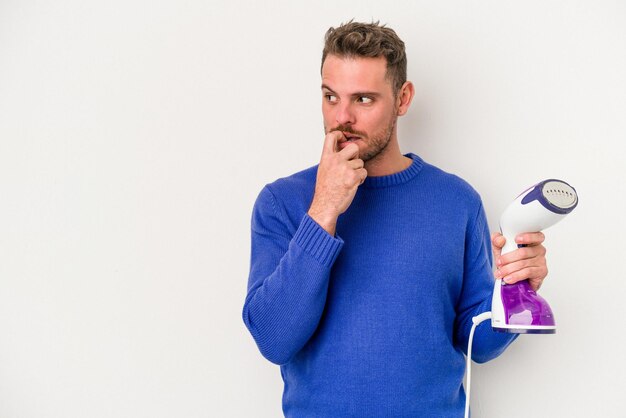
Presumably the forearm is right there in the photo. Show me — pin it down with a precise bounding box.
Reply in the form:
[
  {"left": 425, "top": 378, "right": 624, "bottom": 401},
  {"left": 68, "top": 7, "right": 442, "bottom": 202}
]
[
  {"left": 455, "top": 201, "right": 518, "bottom": 363},
  {"left": 243, "top": 214, "right": 343, "bottom": 365},
  {"left": 455, "top": 296, "right": 518, "bottom": 363}
]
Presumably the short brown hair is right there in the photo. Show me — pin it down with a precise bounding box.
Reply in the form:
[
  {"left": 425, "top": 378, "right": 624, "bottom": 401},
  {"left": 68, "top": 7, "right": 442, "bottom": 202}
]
[{"left": 321, "top": 21, "right": 407, "bottom": 95}]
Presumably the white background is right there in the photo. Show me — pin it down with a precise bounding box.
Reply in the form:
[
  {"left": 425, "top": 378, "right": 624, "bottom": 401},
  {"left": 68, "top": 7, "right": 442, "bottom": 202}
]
[{"left": 1, "top": 1, "right": 625, "bottom": 417}]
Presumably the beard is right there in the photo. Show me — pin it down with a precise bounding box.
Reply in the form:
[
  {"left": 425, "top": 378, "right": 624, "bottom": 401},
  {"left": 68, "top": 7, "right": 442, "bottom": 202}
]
[{"left": 327, "top": 117, "right": 396, "bottom": 163}]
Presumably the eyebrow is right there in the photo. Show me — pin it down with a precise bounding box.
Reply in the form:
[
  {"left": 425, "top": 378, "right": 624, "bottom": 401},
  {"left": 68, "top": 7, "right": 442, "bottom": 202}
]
[{"left": 321, "top": 84, "right": 381, "bottom": 98}]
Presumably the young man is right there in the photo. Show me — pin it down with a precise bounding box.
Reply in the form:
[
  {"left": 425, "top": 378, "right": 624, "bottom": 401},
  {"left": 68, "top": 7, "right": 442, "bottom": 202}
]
[{"left": 243, "top": 21, "right": 547, "bottom": 417}]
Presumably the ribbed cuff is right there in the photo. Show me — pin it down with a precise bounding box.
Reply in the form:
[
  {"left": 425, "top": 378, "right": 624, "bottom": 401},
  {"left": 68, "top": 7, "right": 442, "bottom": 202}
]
[{"left": 292, "top": 214, "right": 344, "bottom": 267}]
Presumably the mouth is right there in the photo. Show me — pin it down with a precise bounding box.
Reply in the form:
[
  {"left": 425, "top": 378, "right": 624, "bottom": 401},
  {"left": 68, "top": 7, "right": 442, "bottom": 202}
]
[
  {"left": 342, "top": 133, "right": 361, "bottom": 142},
  {"left": 338, "top": 134, "right": 362, "bottom": 150}
]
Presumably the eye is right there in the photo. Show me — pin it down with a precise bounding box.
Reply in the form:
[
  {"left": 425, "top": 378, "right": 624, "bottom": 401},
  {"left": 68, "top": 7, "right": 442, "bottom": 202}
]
[
  {"left": 325, "top": 94, "right": 338, "bottom": 103},
  {"left": 357, "top": 96, "right": 373, "bottom": 104}
]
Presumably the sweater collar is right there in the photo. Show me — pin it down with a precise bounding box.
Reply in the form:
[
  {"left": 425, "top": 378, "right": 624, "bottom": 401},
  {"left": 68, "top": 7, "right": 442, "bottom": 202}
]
[{"left": 361, "top": 153, "right": 424, "bottom": 188}]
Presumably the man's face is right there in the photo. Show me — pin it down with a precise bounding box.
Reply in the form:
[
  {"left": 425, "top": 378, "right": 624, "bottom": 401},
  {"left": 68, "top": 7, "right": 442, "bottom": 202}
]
[{"left": 321, "top": 54, "right": 398, "bottom": 162}]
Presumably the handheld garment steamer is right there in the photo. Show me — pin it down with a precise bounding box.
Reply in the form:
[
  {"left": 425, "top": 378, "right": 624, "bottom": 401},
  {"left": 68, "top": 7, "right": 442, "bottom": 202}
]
[
  {"left": 464, "top": 179, "right": 578, "bottom": 418},
  {"left": 491, "top": 179, "right": 578, "bottom": 333}
]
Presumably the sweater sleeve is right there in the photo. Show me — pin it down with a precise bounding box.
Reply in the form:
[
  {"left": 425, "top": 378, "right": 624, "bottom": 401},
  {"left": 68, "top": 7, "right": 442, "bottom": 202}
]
[
  {"left": 242, "top": 185, "right": 343, "bottom": 365},
  {"left": 453, "top": 202, "right": 518, "bottom": 363}
]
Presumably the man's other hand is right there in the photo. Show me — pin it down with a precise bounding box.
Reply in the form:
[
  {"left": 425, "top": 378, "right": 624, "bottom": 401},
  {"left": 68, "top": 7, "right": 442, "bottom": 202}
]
[{"left": 491, "top": 232, "right": 548, "bottom": 291}]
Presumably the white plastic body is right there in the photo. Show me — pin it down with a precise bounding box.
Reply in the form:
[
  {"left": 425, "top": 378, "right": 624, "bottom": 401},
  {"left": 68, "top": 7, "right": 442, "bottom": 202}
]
[{"left": 490, "top": 188, "right": 568, "bottom": 331}]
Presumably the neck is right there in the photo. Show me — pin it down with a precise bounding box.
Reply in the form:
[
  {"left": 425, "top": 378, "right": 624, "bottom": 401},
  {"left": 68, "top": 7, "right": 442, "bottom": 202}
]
[{"left": 364, "top": 136, "right": 411, "bottom": 177}]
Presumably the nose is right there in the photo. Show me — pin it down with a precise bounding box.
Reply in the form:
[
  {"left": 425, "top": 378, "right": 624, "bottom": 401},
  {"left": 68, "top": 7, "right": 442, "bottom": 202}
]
[{"left": 335, "top": 102, "right": 355, "bottom": 126}]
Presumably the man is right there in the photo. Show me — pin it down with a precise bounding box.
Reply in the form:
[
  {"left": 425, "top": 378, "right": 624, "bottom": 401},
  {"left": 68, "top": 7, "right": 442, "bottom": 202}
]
[{"left": 243, "top": 21, "right": 547, "bottom": 417}]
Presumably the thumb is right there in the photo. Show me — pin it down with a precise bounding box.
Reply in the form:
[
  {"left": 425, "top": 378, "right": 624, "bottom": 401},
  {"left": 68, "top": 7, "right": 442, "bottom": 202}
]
[{"left": 491, "top": 232, "right": 505, "bottom": 258}]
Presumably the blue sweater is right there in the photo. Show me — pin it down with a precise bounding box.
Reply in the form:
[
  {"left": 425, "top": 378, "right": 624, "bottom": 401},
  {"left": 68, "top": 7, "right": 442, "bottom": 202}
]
[{"left": 243, "top": 154, "right": 516, "bottom": 417}]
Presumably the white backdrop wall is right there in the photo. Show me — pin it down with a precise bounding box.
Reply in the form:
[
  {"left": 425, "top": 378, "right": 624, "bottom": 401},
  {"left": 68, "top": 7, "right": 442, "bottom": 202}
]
[{"left": 1, "top": 1, "right": 624, "bottom": 417}]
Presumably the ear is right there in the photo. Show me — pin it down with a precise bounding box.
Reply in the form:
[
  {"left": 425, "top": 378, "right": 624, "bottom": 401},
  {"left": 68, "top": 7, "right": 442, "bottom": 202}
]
[{"left": 396, "top": 81, "right": 415, "bottom": 116}]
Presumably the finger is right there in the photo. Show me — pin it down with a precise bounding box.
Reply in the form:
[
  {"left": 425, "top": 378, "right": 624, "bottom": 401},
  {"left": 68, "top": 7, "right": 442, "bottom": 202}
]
[
  {"left": 356, "top": 167, "right": 367, "bottom": 185},
  {"left": 515, "top": 231, "right": 545, "bottom": 246},
  {"left": 495, "top": 258, "right": 534, "bottom": 279},
  {"left": 491, "top": 232, "right": 504, "bottom": 262},
  {"left": 499, "top": 266, "right": 547, "bottom": 286},
  {"left": 323, "top": 131, "right": 344, "bottom": 155},
  {"left": 497, "top": 245, "right": 545, "bottom": 266},
  {"left": 338, "top": 142, "right": 359, "bottom": 160},
  {"left": 348, "top": 158, "right": 364, "bottom": 169},
  {"left": 491, "top": 232, "right": 505, "bottom": 246},
  {"left": 491, "top": 232, "right": 505, "bottom": 249}
]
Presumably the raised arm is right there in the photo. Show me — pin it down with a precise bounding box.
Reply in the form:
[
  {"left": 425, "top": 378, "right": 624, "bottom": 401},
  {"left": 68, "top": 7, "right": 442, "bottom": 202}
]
[{"left": 242, "top": 131, "right": 366, "bottom": 365}]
